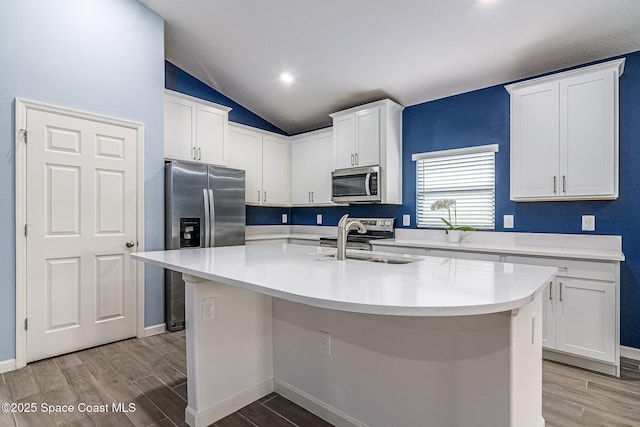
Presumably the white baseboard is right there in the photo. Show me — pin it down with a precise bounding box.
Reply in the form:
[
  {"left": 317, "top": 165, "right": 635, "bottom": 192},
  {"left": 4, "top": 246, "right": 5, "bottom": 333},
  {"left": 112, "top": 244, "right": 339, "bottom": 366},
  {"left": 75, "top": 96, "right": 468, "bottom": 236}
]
[
  {"left": 0, "top": 358, "right": 16, "bottom": 374},
  {"left": 620, "top": 345, "right": 640, "bottom": 362},
  {"left": 144, "top": 323, "right": 166, "bottom": 337},
  {"left": 274, "top": 379, "right": 368, "bottom": 427},
  {"left": 185, "top": 378, "right": 274, "bottom": 427}
]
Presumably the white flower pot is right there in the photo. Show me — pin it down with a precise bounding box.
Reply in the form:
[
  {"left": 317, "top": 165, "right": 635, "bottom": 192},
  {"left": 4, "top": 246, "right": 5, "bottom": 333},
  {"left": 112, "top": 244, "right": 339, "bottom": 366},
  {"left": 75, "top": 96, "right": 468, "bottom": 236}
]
[{"left": 447, "top": 230, "right": 461, "bottom": 243}]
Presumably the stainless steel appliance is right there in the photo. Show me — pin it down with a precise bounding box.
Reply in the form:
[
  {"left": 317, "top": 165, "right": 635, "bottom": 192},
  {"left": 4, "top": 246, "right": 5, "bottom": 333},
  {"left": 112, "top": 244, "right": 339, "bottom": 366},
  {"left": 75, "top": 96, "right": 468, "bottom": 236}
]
[
  {"left": 331, "top": 165, "right": 381, "bottom": 203},
  {"left": 319, "top": 217, "right": 395, "bottom": 251},
  {"left": 165, "top": 160, "right": 245, "bottom": 331}
]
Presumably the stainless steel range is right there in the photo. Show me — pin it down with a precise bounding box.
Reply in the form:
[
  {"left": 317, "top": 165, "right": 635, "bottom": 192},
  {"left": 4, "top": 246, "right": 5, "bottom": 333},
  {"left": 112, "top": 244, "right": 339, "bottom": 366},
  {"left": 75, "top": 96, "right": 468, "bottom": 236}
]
[{"left": 320, "top": 217, "right": 395, "bottom": 251}]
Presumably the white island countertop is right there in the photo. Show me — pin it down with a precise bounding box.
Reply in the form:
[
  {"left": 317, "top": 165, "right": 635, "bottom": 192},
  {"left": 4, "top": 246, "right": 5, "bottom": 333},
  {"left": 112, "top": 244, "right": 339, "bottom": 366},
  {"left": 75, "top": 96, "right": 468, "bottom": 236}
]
[{"left": 133, "top": 243, "right": 557, "bottom": 317}]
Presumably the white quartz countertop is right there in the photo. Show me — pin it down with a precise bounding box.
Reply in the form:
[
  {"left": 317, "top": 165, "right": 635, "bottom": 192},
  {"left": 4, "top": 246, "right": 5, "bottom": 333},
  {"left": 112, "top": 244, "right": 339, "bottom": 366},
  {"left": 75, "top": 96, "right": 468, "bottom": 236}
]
[
  {"left": 372, "top": 238, "right": 625, "bottom": 261},
  {"left": 132, "top": 243, "right": 556, "bottom": 317}
]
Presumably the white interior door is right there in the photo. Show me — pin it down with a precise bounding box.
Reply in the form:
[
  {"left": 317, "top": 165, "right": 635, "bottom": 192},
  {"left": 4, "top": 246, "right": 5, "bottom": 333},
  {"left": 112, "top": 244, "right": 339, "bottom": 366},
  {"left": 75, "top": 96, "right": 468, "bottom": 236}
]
[{"left": 25, "top": 108, "right": 138, "bottom": 363}]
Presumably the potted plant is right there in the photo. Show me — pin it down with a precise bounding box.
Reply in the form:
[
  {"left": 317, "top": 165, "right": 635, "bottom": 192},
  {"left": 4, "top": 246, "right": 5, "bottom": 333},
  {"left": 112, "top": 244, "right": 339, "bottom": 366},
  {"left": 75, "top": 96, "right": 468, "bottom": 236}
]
[{"left": 430, "top": 199, "right": 475, "bottom": 243}]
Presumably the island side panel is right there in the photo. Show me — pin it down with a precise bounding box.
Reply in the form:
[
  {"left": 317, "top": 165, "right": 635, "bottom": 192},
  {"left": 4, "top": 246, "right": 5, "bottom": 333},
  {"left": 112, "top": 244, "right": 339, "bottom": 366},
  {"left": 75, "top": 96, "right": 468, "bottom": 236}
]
[
  {"left": 510, "top": 293, "right": 544, "bottom": 426},
  {"left": 272, "top": 299, "right": 514, "bottom": 427},
  {"left": 183, "top": 275, "right": 274, "bottom": 427}
]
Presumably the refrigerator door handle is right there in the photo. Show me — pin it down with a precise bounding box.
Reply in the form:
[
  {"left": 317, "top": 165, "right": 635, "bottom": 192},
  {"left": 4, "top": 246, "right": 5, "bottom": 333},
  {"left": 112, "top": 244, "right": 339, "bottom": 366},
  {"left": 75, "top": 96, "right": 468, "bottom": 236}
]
[
  {"left": 203, "top": 188, "right": 210, "bottom": 247},
  {"left": 208, "top": 189, "right": 215, "bottom": 247}
]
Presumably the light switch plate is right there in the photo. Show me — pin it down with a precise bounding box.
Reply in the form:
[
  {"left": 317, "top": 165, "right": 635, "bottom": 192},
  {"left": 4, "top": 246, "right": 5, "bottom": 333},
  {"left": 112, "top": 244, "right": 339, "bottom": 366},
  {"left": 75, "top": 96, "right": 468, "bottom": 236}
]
[
  {"left": 503, "top": 215, "right": 514, "bottom": 229},
  {"left": 403, "top": 214, "right": 411, "bottom": 227},
  {"left": 317, "top": 214, "right": 323, "bottom": 225},
  {"left": 582, "top": 215, "right": 595, "bottom": 231},
  {"left": 282, "top": 213, "right": 288, "bottom": 224}
]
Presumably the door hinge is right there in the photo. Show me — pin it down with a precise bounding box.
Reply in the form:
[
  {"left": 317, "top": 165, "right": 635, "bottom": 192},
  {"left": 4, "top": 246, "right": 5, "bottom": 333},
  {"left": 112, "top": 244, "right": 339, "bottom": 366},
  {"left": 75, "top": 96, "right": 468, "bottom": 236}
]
[
  {"left": 20, "top": 128, "right": 28, "bottom": 143},
  {"left": 24, "top": 318, "right": 28, "bottom": 330},
  {"left": 24, "top": 224, "right": 28, "bottom": 237}
]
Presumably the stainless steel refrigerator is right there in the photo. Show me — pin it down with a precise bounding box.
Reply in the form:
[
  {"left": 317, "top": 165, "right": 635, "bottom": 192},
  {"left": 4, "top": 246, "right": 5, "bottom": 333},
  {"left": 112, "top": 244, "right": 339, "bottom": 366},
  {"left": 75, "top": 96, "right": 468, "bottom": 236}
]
[{"left": 165, "top": 160, "right": 246, "bottom": 331}]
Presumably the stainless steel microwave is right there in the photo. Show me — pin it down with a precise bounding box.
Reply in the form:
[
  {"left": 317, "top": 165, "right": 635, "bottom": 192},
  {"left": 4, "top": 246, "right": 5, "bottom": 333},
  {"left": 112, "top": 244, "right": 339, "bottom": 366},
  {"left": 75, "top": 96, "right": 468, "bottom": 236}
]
[{"left": 331, "top": 166, "right": 381, "bottom": 203}]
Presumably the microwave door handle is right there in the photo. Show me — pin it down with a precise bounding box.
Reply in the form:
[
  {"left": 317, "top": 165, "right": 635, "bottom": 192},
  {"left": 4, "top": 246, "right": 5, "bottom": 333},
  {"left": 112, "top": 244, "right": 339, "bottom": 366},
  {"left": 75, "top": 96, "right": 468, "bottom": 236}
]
[
  {"left": 365, "top": 172, "right": 371, "bottom": 195},
  {"left": 203, "top": 188, "right": 210, "bottom": 248},
  {"left": 208, "top": 189, "right": 215, "bottom": 247}
]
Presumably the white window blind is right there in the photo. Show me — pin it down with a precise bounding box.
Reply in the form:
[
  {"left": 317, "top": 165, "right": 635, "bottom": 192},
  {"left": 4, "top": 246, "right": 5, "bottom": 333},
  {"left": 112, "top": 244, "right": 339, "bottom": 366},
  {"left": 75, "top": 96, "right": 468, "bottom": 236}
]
[{"left": 415, "top": 145, "right": 497, "bottom": 229}]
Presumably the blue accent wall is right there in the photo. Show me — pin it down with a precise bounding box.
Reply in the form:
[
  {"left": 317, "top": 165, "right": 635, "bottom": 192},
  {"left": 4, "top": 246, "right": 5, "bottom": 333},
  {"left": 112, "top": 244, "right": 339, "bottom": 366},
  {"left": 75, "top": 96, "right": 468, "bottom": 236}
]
[
  {"left": 165, "top": 61, "right": 287, "bottom": 135},
  {"left": 0, "top": 0, "right": 165, "bottom": 361}
]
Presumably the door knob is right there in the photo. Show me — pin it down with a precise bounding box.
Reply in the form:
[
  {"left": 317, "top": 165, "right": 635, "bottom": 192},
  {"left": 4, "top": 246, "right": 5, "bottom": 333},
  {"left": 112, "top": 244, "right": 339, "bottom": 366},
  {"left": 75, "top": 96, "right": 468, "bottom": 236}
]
[{"left": 126, "top": 241, "right": 135, "bottom": 248}]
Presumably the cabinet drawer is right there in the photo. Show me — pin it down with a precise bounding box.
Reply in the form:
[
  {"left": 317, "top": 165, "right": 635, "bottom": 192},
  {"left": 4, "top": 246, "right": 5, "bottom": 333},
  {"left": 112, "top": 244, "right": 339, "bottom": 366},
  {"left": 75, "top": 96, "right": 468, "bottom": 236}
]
[
  {"left": 429, "top": 250, "right": 501, "bottom": 262},
  {"left": 371, "top": 245, "right": 428, "bottom": 256},
  {"left": 506, "top": 255, "right": 616, "bottom": 281}
]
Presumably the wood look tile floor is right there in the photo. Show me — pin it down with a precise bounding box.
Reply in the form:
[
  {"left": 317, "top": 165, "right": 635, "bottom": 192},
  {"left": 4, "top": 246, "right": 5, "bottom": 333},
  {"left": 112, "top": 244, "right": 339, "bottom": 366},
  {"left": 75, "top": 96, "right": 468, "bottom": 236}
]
[{"left": 1, "top": 331, "right": 639, "bottom": 427}]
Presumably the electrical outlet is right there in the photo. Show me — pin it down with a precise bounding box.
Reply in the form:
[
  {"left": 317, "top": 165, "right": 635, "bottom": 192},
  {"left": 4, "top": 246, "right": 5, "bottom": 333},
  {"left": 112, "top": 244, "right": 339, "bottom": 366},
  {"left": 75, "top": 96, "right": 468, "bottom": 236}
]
[
  {"left": 503, "top": 215, "right": 514, "bottom": 229},
  {"left": 582, "top": 215, "right": 595, "bottom": 231},
  {"left": 201, "top": 297, "right": 216, "bottom": 323},
  {"left": 317, "top": 214, "right": 323, "bottom": 225},
  {"left": 403, "top": 214, "right": 411, "bottom": 227},
  {"left": 318, "top": 331, "right": 331, "bottom": 356},
  {"left": 282, "top": 213, "right": 288, "bottom": 224}
]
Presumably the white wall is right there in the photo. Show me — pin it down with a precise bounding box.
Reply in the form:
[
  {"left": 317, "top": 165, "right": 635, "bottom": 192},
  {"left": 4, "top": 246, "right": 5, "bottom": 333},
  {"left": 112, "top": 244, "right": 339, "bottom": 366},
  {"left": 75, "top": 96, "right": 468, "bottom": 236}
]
[{"left": 0, "top": 0, "right": 165, "bottom": 361}]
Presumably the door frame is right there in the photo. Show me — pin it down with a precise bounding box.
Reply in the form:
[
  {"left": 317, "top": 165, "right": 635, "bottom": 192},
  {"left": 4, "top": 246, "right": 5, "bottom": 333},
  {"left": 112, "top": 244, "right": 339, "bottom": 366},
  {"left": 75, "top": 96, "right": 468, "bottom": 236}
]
[{"left": 14, "top": 98, "right": 146, "bottom": 369}]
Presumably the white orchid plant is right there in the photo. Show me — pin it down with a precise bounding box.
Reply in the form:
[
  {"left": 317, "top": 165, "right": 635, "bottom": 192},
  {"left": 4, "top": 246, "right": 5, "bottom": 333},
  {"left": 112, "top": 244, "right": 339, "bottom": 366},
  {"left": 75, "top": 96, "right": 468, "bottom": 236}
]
[{"left": 430, "top": 199, "right": 475, "bottom": 234}]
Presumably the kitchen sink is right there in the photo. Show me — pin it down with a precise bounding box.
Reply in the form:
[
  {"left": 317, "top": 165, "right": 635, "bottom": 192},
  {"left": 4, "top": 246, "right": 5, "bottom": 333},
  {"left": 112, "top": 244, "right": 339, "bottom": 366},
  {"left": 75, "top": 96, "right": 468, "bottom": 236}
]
[{"left": 314, "top": 251, "right": 423, "bottom": 265}]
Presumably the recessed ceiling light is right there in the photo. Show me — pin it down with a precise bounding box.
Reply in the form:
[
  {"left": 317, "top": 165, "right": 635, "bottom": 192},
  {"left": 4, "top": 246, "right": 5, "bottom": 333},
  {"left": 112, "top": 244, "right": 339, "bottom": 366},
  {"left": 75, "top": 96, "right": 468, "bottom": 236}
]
[{"left": 279, "top": 72, "right": 295, "bottom": 84}]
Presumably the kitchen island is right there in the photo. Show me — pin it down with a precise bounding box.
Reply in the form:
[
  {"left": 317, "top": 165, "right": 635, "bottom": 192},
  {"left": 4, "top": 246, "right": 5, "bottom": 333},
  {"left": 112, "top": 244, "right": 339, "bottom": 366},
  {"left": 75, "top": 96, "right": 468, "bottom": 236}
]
[{"left": 132, "top": 243, "right": 556, "bottom": 427}]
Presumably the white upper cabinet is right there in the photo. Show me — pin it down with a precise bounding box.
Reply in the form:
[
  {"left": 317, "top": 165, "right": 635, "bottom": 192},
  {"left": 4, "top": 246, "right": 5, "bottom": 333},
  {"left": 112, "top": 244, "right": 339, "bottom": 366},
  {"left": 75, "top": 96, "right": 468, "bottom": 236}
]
[
  {"left": 227, "top": 125, "right": 263, "bottom": 204},
  {"left": 506, "top": 59, "right": 624, "bottom": 201},
  {"left": 330, "top": 99, "right": 404, "bottom": 204},
  {"left": 227, "top": 124, "right": 290, "bottom": 206},
  {"left": 291, "top": 129, "right": 334, "bottom": 205},
  {"left": 262, "top": 135, "right": 290, "bottom": 205},
  {"left": 164, "top": 90, "right": 231, "bottom": 165},
  {"left": 332, "top": 107, "right": 381, "bottom": 169}
]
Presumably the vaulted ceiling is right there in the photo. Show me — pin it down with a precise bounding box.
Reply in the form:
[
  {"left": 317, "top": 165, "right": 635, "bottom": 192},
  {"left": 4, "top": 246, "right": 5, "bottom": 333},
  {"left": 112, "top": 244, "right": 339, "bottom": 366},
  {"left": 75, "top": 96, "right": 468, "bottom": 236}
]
[{"left": 139, "top": 0, "right": 640, "bottom": 134}]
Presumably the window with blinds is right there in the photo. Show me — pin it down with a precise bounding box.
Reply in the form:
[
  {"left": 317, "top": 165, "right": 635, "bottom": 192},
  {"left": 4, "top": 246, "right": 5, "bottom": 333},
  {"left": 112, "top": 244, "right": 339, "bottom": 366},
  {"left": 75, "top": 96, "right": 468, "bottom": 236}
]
[{"left": 413, "top": 144, "right": 498, "bottom": 229}]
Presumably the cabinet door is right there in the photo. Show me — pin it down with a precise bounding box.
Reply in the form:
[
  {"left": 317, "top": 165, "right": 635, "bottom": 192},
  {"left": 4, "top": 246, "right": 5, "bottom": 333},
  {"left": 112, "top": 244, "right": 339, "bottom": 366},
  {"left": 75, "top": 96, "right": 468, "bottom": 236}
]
[
  {"left": 354, "top": 107, "right": 380, "bottom": 167},
  {"left": 555, "top": 278, "right": 616, "bottom": 363},
  {"left": 311, "top": 132, "right": 334, "bottom": 204},
  {"left": 561, "top": 69, "right": 616, "bottom": 198},
  {"left": 334, "top": 114, "right": 355, "bottom": 169},
  {"left": 262, "top": 135, "right": 290, "bottom": 205},
  {"left": 291, "top": 138, "right": 313, "bottom": 205},
  {"left": 510, "top": 82, "right": 560, "bottom": 200},
  {"left": 227, "top": 126, "right": 263, "bottom": 204},
  {"left": 541, "top": 280, "right": 557, "bottom": 350},
  {"left": 164, "top": 96, "right": 196, "bottom": 161},
  {"left": 196, "top": 104, "right": 226, "bottom": 166}
]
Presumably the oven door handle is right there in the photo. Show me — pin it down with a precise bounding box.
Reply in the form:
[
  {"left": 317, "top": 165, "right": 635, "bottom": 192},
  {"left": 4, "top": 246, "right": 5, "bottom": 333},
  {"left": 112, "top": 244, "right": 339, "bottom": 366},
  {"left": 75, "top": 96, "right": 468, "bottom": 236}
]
[{"left": 365, "top": 172, "right": 371, "bottom": 196}]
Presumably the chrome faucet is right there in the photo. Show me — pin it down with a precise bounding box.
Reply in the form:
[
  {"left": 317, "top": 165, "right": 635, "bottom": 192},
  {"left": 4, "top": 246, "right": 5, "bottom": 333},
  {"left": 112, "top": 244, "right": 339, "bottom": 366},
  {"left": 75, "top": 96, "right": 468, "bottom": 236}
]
[{"left": 337, "top": 214, "right": 366, "bottom": 260}]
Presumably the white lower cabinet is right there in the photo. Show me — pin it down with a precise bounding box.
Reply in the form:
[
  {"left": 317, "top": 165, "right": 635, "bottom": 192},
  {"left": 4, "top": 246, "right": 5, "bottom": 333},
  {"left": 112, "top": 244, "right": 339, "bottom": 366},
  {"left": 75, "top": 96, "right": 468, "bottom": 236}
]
[
  {"left": 552, "top": 277, "right": 616, "bottom": 362},
  {"left": 506, "top": 255, "right": 618, "bottom": 371},
  {"left": 371, "top": 243, "right": 620, "bottom": 375}
]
